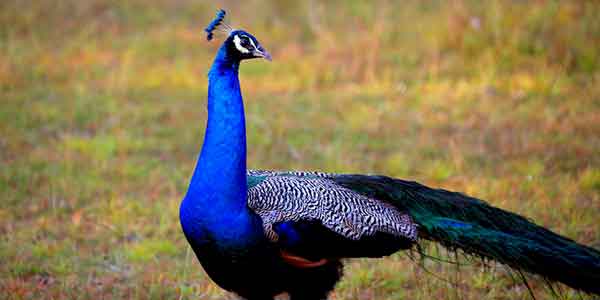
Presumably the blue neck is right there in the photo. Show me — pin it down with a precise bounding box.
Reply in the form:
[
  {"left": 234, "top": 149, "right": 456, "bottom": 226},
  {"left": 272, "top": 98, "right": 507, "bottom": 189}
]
[{"left": 186, "top": 45, "right": 247, "bottom": 213}]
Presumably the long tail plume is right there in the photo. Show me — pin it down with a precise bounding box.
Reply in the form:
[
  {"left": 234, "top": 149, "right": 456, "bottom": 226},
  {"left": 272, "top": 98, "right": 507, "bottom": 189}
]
[{"left": 333, "top": 175, "right": 600, "bottom": 296}]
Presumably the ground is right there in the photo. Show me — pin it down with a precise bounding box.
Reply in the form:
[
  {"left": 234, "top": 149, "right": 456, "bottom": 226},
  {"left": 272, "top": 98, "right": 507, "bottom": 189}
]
[{"left": 1, "top": 1, "right": 599, "bottom": 299}]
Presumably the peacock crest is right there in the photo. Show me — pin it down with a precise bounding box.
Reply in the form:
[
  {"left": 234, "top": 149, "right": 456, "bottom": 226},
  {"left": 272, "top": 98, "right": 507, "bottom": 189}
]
[{"left": 204, "top": 9, "right": 233, "bottom": 41}]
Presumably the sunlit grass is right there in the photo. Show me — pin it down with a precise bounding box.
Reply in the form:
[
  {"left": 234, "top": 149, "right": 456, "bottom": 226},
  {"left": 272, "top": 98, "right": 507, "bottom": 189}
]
[{"left": 1, "top": 0, "right": 599, "bottom": 299}]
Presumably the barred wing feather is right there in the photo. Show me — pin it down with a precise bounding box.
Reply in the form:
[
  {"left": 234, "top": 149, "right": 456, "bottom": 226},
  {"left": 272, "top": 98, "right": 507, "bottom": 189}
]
[{"left": 247, "top": 170, "right": 418, "bottom": 247}]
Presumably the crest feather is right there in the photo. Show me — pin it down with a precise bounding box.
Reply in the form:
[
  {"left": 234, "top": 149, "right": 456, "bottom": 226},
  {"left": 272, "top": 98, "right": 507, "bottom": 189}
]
[{"left": 205, "top": 9, "right": 232, "bottom": 41}]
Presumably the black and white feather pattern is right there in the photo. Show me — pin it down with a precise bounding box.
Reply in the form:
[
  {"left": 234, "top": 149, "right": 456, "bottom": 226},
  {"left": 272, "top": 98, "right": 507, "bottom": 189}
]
[{"left": 247, "top": 170, "right": 418, "bottom": 242}]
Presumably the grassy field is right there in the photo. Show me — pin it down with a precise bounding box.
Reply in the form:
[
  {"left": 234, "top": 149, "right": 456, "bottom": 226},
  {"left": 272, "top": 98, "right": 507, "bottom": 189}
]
[{"left": 1, "top": 0, "right": 599, "bottom": 299}]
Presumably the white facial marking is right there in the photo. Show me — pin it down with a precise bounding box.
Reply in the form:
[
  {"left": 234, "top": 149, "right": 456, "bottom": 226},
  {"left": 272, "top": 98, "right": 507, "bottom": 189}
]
[
  {"left": 247, "top": 36, "right": 258, "bottom": 51},
  {"left": 244, "top": 35, "right": 264, "bottom": 55},
  {"left": 233, "top": 35, "right": 250, "bottom": 54}
]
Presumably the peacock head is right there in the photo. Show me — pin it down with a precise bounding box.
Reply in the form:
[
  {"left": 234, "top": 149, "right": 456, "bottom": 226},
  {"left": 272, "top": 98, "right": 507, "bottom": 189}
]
[{"left": 205, "top": 9, "right": 271, "bottom": 62}]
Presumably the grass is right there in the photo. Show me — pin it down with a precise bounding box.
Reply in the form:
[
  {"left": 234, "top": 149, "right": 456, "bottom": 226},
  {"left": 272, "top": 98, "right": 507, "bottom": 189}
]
[{"left": 1, "top": 0, "right": 599, "bottom": 299}]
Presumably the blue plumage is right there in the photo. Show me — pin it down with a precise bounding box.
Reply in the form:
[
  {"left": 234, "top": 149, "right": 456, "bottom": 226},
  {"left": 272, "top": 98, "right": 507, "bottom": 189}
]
[
  {"left": 179, "top": 10, "right": 600, "bottom": 300},
  {"left": 204, "top": 9, "right": 226, "bottom": 41}
]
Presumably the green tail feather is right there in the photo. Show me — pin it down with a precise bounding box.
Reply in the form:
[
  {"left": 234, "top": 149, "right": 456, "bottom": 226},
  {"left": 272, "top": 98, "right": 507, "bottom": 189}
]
[{"left": 333, "top": 175, "right": 600, "bottom": 295}]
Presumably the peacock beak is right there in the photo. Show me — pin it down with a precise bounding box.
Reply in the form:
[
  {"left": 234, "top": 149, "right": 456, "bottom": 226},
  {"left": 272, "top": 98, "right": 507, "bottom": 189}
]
[
  {"left": 262, "top": 50, "right": 272, "bottom": 61},
  {"left": 254, "top": 49, "right": 272, "bottom": 61}
]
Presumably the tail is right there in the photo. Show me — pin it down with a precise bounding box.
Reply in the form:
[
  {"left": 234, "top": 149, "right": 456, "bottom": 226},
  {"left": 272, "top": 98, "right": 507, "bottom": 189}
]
[{"left": 333, "top": 175, "right": 600, "bottom": 295}]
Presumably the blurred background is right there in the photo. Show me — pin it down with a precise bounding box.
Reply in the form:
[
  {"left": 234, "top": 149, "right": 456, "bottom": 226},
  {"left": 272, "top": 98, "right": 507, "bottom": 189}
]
[{"left": 1, "top": 0, "right": 599, "bottom": 299}]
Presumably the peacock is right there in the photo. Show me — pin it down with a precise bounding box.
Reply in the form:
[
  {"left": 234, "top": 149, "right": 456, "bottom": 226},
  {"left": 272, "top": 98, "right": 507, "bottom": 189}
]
[{"left": 179, "top": 10, "right": 600, "bottom": 300}]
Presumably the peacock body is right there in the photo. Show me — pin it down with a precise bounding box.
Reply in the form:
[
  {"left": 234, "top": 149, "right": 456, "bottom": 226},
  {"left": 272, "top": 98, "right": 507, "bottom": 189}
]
[{"left": 179, "top": 10, "right": 600, "bottom": 300}]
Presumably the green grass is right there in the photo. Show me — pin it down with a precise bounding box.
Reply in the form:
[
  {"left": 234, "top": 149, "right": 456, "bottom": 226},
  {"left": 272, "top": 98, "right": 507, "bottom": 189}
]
[{"left": 1, "top": 0, "right": 599, "bottom": 299}]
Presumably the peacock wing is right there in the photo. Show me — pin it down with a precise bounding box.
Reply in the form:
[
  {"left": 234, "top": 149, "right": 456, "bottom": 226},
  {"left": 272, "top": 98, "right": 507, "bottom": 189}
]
[{"left": 246, "top": 170, "right": 417, "bottom": 260}]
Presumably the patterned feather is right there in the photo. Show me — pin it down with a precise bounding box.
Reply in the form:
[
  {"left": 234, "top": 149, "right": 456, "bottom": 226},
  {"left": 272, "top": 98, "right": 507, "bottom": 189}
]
[
  {"left": 246, "top": 170, "right": 600, "bottom": 295},
  {"left": 247, "top": 170, "right": 417, "bottom": 242}
]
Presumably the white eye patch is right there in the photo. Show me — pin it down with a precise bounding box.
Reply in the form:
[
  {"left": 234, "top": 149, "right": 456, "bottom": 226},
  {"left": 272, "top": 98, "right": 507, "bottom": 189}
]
[
  {"left": 233, "top": 35, "right": 250, "bottom": 54},
  {"left": 246, "top": 36, "right": 258, "bottom": 51}
]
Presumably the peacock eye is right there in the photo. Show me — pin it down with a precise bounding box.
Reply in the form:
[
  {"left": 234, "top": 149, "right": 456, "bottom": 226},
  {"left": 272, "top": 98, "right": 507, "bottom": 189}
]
[
  {"left": 233, "top": 34, "right": 260, "bottom": 55},
  {"left": 241, "top": 37, "right": 253, "bottom": 49}
]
